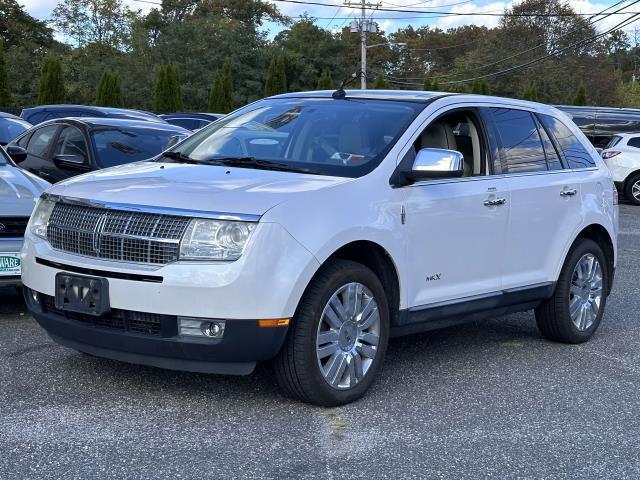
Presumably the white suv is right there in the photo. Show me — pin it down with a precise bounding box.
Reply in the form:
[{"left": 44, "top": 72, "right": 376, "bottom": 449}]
[
  {"left": 21, "top": 91, "right": 618, "bottom": 406},
  {"left": 601, "top": 133, "right": 640, "bottom": 205}
]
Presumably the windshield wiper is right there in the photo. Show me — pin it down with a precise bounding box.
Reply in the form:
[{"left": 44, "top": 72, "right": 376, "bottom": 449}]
[
  {"left": 158, "top": 150, "right": 198, "bottom": 163},
  {"left": 203, "top": 156, "right": 314, "bottom": 174}
]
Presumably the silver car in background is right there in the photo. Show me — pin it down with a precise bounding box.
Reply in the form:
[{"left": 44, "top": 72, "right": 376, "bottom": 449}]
[{"left": 0, "top": 147, "right": 49, "bottom": 287}]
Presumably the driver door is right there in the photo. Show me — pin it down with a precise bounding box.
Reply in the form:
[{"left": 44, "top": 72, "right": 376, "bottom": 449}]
[{"left": 402, "top": 108, "right": 510, "bottom": 315}]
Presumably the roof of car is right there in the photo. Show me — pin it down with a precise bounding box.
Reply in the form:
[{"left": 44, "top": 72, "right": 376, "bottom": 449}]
[
  {"left": 0, "top": 111, "right": 24, "bottom": 120},
  {"left": 159, "top": 112, "right": 223, "bottom": 120},
  {"left": 42, "top": 117, "right": 190, "bottom": 132},
  {"left": 270, "top": 90, "right": 447, "bottom": 102}
]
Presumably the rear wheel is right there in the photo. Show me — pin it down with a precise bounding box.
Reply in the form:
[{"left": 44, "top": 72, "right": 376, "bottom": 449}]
[
  {"left": 624, "top": 172, "right": 640, "bottom": 205},
  {"left": 274, "top": 259, "right": 389, "bottom": 406},
  {"left": 535, "top": 238, "right": 608, "bottom": 343}
]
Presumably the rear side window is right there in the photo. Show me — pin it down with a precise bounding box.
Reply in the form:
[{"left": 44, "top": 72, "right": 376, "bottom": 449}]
[
  {"left": 489, "top": 108, "right": 547, "bottom": 173},
  {"left": 605, "top": 135, "right": 622, "bottom": 149},
  {"left": 26, "top": 125, "right": 58, "bottom": 158},
  {"left": 538, "top": 114, "right": 595, "bottom": 168},
  {"left": 627, "top": 137, "right": 640, "bottom": 148}
]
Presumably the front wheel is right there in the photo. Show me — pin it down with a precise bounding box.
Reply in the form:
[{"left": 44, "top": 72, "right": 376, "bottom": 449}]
[
  {"left": 274, "top": 259, "right": 389, "bottom": 406},
  {"left": 535, "top": 238, "right": 608, "bottom": 343}
]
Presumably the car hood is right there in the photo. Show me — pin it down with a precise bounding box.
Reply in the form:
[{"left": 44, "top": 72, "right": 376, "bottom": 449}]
[
  {"left": 49, "top": 161, "right": 352, "bottom": 216},
  {"left": 0, "top": 165, "right": 50, "bottom": 216}
]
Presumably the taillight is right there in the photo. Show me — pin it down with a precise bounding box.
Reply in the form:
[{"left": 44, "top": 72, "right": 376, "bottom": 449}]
[{"left": 602, "top": 151, "right": 621, "bottom": 159}]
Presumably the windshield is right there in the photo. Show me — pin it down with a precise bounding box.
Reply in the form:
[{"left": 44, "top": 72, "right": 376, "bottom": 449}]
[
  {"left": 164, "top": 98, "right": 425, "bottom": 177},
  {"left": 0, "top": 118, "right": 31, "bottom": 145},
  {"left": 92, "top": 127, "right": 185, "bottom": 168}
]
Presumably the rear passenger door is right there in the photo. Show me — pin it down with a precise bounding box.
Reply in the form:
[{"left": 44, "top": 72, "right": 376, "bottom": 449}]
[{"left": 484, "top": 107, "right": 583, "bottom": 290}]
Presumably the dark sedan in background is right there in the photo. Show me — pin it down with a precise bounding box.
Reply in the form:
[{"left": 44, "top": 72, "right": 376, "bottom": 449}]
[
  {"left": 6, "top": 118, "right": 189, "bottom": 183},
  {"left": 159, "top": 112, "right": 223, "bottom": 130},
  {"left": 20, "top": 105, "right": 167, "bottom": 126},
  {"left": 556, "top": 105, "right": 640, "bottom": 149},
  {"left": 0, "top": 112, "right": 31, "bottom": 146}
]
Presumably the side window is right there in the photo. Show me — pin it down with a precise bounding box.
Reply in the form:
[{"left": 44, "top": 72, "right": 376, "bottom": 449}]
[
  {"left": 413, "top": 110, "right": 487, "bottom": 177},
  {"left": 535, "top": 117, "right": 563, "bottom": 171},
  {"left": 52, "top": 126, "right": 88, "bottom": 161},
  {"left": 538, "top": 114, "right": 595, "bottom": 168},
  {"left": 490, "top": 108, "right": 547, "bottom": 173},
  {"left": 16, "top": 132, "right": 32, "bottom": 148},
  {"left": 627, "top": 137, "right": 640, "bottom": 148},
  {"left": 26, "top": 125, "right": 59, "bottom": 158}
]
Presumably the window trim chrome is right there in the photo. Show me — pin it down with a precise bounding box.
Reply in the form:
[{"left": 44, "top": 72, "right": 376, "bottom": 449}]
[{"left": 42, "top": 193, "right": 261, "bottom": 223}]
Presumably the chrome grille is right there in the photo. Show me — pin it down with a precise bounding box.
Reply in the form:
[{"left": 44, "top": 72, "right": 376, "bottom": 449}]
[{"left": 47, "top": 202, "right": 191, "bottom": 265}]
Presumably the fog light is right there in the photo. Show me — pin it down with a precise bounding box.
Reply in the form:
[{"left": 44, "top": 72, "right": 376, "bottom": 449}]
[
  {"left": 30, "top": 288, "right": 40, "bottom": 305},
  {"left": 178, "top": 317, "right": 226, "bottom": 339}
]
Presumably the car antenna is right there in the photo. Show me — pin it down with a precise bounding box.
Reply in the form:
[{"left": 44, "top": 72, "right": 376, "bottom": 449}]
[{"left": 332, "top": 71, "right": 361, "bottom": 99}]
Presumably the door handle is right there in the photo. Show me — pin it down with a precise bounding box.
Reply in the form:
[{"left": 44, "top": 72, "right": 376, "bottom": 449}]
[
  {"left": 560, "top": 188, "right": 578, "bottom": 197},
  {"left": 484, "top": 197, "right": 507, "bottom": 207}
]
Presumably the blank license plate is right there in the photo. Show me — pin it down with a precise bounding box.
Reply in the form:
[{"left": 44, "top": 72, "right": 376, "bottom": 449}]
[{"left": 55, "top": 273, "right": 110, "bottom": 316}]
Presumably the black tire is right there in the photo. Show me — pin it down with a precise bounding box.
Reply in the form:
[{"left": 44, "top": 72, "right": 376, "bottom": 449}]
[
  {"left": 274, "top": 259, "right": 390, "bottom": 407},
  {"left": 624, "top": 172, "right": 640, "bottom": 206},
  {"left": 535, "top": 238, "right": 609, "bottom": 344}
]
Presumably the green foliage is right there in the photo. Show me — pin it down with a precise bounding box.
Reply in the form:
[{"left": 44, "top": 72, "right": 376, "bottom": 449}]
[
  {"left": 423, "top": 77, "right": 432, "bottom": 91},
  {"left": 96, "top": 69, "right": 123, "bottom": 107},
  {"left": 37, "top": 56, "right": 65, "bottom": 104},
  {"left": 0, "top": 0, "right": 54, "bottom": 48},
  {"left": 316, "top": 71, "right": 333, "bottom": 90},
  {"left": 154, "top": 63, "right": 182, "bottom": 112},
  {"left": 264, "top": 55, "right": 287, "bottom": 97},
  {"left": 431, "top": 79, "right": 440, "bottom": 92},
  {"left": 222, "top": 59, "right": 234, "bottom": 112},
  {"left": 373, "top": 74, "right": 389, "bottom": 89},
  {"left": 0, "top": 42, "right": 11, "bottom": 106},
  {"left": 521, "top": 84, "right": 539, "bottom": 101},
  {"left": 208, "top": 71, "right": 225, "bottom": 113},
  {"left": 573, "top": 81, "right": 587, "bottom": 106}
]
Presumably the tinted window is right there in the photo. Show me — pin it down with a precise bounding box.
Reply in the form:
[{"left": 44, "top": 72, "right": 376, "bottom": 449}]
[
  {"left": 25, "top": 112, "right": 48, "bottom": 124},
  {"left": 490, "top": 108, "right": 547, "bottom": 173},
  {"left": 539, "top": 114, "right": 595, "bottom": 168},
  {"left": 0, "top": 118, "right": 31, "bottom": 144},
  {"left": 605, "top": 135, "right": 623, "bottom": 149},
  {"left": 172, "top": 98, "right": 425, "bottom": 178},
  {"left": 536, "top": 118, "right": 563, "bottom": 170},
  {"left": 169, "top": 118, "right": 197, "bottom": 130},
  {"left": 92, "top": 127, "right": 182, "bottom": 168},
  {"left": 53, "top": 126, "right": 88, "bottom": 160},
  {"left": 627, "top": 137, "right": 640, "bottom": 148},
  {"left": 26, "top": 125, "right": 58, "bottom": 157},
  {"left": 16, "top": 132, "right": 31, "bottom": 148}
]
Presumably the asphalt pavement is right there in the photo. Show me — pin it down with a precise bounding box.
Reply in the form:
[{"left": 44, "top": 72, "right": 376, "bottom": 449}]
[{"left": 1, "top": 203, "right": 639, "bottom": 479}]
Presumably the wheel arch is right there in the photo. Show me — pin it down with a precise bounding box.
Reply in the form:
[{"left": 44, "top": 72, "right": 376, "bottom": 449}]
[
  {"left": 569, "top": 224, "right": 616, "bottom": 295},
  {"left": 309, "top": 241, "right": 402, "bottom": 326}
]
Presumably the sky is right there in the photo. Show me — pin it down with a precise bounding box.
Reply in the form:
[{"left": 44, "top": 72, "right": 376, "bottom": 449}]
[{"left": 17, "top": 0, "right": 640, "bottom": 39}]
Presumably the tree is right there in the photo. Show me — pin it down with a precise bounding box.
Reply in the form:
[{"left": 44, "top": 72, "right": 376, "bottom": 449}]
[
  {"left": 573, "top": 81, "right": 587, "bottom": 106},
  {"left": 431, "top": 79, "right": 440, "bottom": 91},
  {"left": 96, "top": 69, "right": 123, "bottom": 107},
  {"left": 208, "top": 71, "right": 225, "bottom": 112},
  {"left": 316, "top": 71, "right": 333, "bottom": 90},
  {"left": 373, "top": 74, "right": 389, "bottom": 89},
  {"left": 423, "top": 77, "right": 432, "bottom": 91},
  {"left": 522, "top": 84, "right": 539, "bottom": 101},
  {"left": 51, "top": 0, "right": 136, "bottom": 49},
  {"left": 221, "top": 59, "right": 234, "bottom": 112},
  {"left": 167, "top": 63, "right": 183, "bottom": 111},
  {"left": 264, "top": 55, "right": 286, "bottom": 97},
  {"left": 37, "top": 56, "right": 65, "bottom": 104},
  {"left": 0, "top": 41, "right": 11, "bottom": 106},
  {"left": 0, "top": 0, "right": 54, "bottom": 48}
]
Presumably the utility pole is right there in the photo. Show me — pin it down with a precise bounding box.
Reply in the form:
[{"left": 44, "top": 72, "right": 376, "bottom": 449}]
[{"left": 345, "top": 0, "right": 380, "bottom": 89}]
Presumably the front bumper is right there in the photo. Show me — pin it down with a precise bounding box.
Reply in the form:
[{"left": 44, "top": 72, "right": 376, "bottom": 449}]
[
  {"left": 25, "top": 288, "right": 288, "bottom": 374},
  {"left": 0, "top": 238, "right": 23, "bottom": 287}
]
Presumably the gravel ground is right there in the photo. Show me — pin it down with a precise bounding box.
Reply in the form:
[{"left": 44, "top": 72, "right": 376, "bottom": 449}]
[{"left": 0, "top": 203, "right": 638, "bottom": 479}]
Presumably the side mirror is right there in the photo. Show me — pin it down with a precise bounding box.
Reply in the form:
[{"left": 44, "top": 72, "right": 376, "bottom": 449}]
[
  {"left": 405, "top": 148, "right": 464, "bottom": 183},
  {"left": 53, "top": 154, "right": 88, "bottom": 171},
  {"left": 5, "top": 145, "right": 28, "bottom": 163}
]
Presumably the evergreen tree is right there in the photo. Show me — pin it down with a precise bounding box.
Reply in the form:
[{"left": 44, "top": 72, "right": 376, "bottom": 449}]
[
  {"left": 471, "top": 79, "right": 481, "bottom": 94},
  {"left": 37, "top": 56, "right": 65, "bottom": 105},
  {"left": 431, "top": 79, "right": 440, "bottom": 92},
  {"left": 316, "top": 71, "right": 333, "bottom": 90},
  {"left": 373, "top": 74, "right": 389, "bottom": 89},
  {"left": 265, "top": 56, "right": 287, "bottom": 97},
  {"left": 221, "top": 59, "right": 234, "bottom": 113},
  {"left": 423, "top": 77, "right": 432, "bottom": 91},
  {"left": 573, "top": 81, "right": 587, "bottom": 106},
  {"left": 208, "top": 71, "right": 226, "bottom": 113},
  {"left": 0, "top": 42, "right": 11, "bottom": 107},
  {"left": 154, "top": 63, "right": 182, "bottom": 112},
  {"left": 154, "top": 65, "right": 169, "bottom": 112},
  {"left": 96, "top": 70, "right": 123, "bottom": 107}
]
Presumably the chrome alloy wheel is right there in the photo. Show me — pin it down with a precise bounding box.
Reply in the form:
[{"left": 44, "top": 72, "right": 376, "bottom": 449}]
[
  {"left": 632, "top": 179, "right": 640, "bottom": 202},
  {"left": 569, "top": 253, "right": 604, "bottom": 331},
  {"left": 316, "top": 282, "right": 380, "bottom": 390}
]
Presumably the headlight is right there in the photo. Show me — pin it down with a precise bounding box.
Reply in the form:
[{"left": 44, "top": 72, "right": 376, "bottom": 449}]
[
  {"left": 179, "top": 219, "right": 256, "bottom": 261},
  {"left": 28, "top": 197, "right": 56, "bottom": 239}
]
